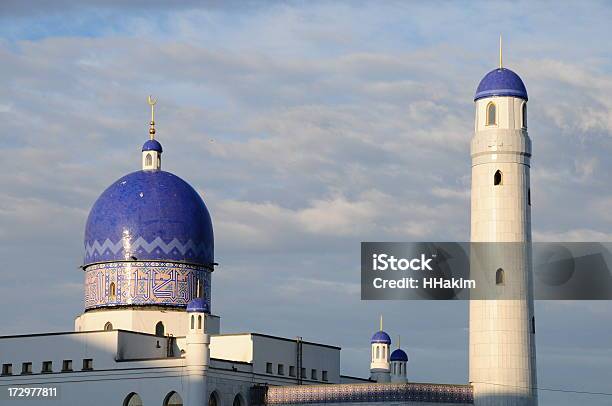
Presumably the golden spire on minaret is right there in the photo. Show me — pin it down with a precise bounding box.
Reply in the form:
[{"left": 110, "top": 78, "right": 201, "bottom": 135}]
[
  {"left": 147, "top": 95, "right": 157, "bottom": 140},
  {"left": 379, "top": 314, "right": 383, "bottom": 331},
  {"left": 499, "top": 35, "right": 503, "bottom": 69}
]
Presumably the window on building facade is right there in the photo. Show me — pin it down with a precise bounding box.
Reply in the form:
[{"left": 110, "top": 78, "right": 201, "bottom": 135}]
[
  {"left": 322, "top": 370, "right": 328, "bottom": 381},
  {"left": 289, "top": 365, "right": 296, "bottom": 377},
  {"left": 104, "top": 322, "right": 113, "bottom": 331},
  {"left": 277, "top": 364, "right": 284, "bottom": 375},
  {"left": 233, "top": 394, "right": 244, "bottom": 406},
  {"left": 164, "top": 391, "right": 183, "bottom": 406},
  {"left": 311, "top": 369, "right": 317, "bottom": 380},
  {"left": 155, "top": 321, "right": 165, "bottom": 337},
  {"left": 62, "top": 360, "right": 72, "bottom": 372},
  {"left": 21, "top": 362, "right": 32, "bottom": 374},
  {"left": 266, "top": 362, "right": 273, "bottom": 374},
  {"left": 124, "top": 392, "right": 143, "bottom": 406},
  {"left": 42, "top": 361, "right": 52, "bottom": 373},
  {"left": 82, "top": 359, "right": 93, "bottom": 370},
  {"left": 1, "top": 364, "right": 12, "bottom": 375},
  {"left": 496, "top": 268, "right": 505, "bottom": 285},
  {"left": 301, "top": 367, "right": 306, "bottom": 379},
  {"left": 494, "top": 170, "right": 502, "bottom": 186},
  {"left": 486, "top": 102, "right": 497, "bottom": 125}
]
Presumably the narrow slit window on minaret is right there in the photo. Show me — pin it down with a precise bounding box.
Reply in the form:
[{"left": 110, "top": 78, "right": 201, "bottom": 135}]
[
  {"left": 531, "top": 316, "right": 536, "bottom": 334},
  {"left": 494, "top": 170, "right": 502, "bottom": 186},
  {"left": 145, "top": 153, "right": 152, "bottom": 166},
  {"left": 496, "top": 268, "right": 505, "bottom": 285},
  {"left": 486, "top": 102, "right": 496, "bottom": 125},
  {"left": 528, "top": 188, "right": 531, "bottom": 205},
  {"left": 522, "top": 102, "right": 527, "bottom": 128},
  {"left": 109, "top": 282, "right": 116, "bottom": 299}
]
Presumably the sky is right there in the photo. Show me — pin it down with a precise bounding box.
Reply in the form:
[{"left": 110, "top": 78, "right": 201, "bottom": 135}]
[{"left": 0, "top": 1, "right": 611, "bottom": 404}]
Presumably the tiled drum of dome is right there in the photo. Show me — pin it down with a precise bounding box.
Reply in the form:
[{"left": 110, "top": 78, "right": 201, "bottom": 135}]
[{"left": 84, "top": 261, "right": 211, "bottom": 309}]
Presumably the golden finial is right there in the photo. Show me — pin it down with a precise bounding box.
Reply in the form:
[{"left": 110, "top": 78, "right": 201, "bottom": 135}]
[
  {"left": 499, "top": 35, "right": 503, "bottom": 69},
  {"left": 379, "top": 314, "right": 383, "bottom": 331},
  {"left": 147, "top": 95, "right": 157, "bottom": 140}
]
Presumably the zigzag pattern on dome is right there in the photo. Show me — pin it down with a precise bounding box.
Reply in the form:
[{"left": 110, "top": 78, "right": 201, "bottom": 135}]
[{"left": 84, "top": 236, "right": 213, "bottom": 265}]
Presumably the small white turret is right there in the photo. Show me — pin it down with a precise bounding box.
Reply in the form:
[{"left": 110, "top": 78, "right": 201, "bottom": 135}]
[
  {"left": 185, "top": 298, "right": 210, "bottom": 406},
  {"left": 369, "top": 315, "right": 391, "bottom": 383},
  {"left": 389, "top": 337, "right": 408, "bottom": 383},
  {"left": 142, "top": 95, "right": 162, "bottom": 171}
]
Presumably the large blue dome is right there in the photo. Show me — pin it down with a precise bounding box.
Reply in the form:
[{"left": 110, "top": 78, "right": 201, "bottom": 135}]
[
  {"left": 474, "top": 68, "right": 528, "bottom": 101},
  {"left": 84, "top": 170, "right": 213, "bottom": 266}
]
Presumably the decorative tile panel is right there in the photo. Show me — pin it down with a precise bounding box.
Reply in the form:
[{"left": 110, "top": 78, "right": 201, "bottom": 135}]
[
  {"left": 258, "top": 382, "right": 473, "bottom": 405},
  {"left": 84, "top": 261, "right": 211, "bottom": 310}
]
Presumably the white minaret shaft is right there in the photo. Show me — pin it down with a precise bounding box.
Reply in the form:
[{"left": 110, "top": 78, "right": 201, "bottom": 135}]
[
  {"left": 469, "top": 75, "right": 537, "bottom": 404},
  {"left": 186, "top": 302, "right": 210, "bottom": 406}
]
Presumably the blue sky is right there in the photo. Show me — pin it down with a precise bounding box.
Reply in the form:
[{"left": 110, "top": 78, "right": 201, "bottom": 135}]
[{"left": 1, "top": 1, "right": 611, "bottom": 405}]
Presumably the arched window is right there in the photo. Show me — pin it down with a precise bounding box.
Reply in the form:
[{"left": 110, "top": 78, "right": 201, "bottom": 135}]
[
  {"left": 376, "top": 346, "right": 380, "bottom": 359},
  {"left": 109, "top": 282, "right": 116, "bottom": 299},
  {"left": 496, "top": 268, "right": 505, "bottom": 285},
  {"left": 486, "top": 102, "right": 497, "bottom": 126},
  {"left": 233, "top": 394, "right": 245, "bottom": 406},
  {"left": 145, "top": 153, "right": 152, "bottom": 166},
  {"left": 104, "top": 322, "right": 113, "bottom": 331},
  {"left": 382, "top": 346, "right": 386, "bottom": 359},
  {"left": 190, "top": 315, "right": 195, "bottom": 330},
  {"left": 155, "top": 321, "right": 165, "bottom": 337},
  {"left": 209, "top": 391, "right": 220, "bottom": 406},
  {"left": 531, "top": 316, "right": 536, "bottom": 334},
  {"left": 164, "top": 391, "right": 183, "bottom": 406},
  {"left": 522, "top": 102, "right": 527, "bottom": 128},
  {"left": 123, "top": 392, "right": 143, "bottom": 406},
  {"left": 198, "top": 315, "right": 202, "bottom": 330},
  {"left": 494, "top": 170, "right": 502, "bottom": 186}
]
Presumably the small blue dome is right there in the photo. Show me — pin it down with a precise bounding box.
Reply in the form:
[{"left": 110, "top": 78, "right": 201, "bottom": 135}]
[
  {"left": 390, "top": 348, "right": 408, "bottom": 362},
  {"left": 142, "top": 139, "right": 163, "bottom": 153},
  {"left": 84, "top": 170, "right": 213, "bottom": 265},
  {"left": 474, "top": 68, "right": 528, "bottom": 101},
  {"left": 187, "top": 297, "right": 210, "bottom": 313},
  {"left": 371, "top": 331, "right": 391, "bottom": 344}
]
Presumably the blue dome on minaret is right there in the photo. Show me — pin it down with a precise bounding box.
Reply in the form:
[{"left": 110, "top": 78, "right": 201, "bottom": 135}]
[
  {"left": 474, "top": 67, "right": 528, "bottom": 101},
  {"left": 475, "top": 37, "right": 527, "bottom": 101},
  {"left": 371, "top": 331, "right": 391, "bottom": 344},
  {"left": 390, "top": 348, "right": 408, "bottom": 362},
  {"left": 142, "top": 139, "right": 163, "bottom": 152}
]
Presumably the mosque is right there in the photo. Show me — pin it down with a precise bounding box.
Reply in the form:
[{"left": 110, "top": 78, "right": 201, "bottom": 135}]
[{"left": 0, "top": 45, "right": 537, "bottom": 406}]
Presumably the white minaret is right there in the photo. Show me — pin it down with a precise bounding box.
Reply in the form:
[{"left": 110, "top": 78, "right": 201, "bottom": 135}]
[
  {"left": 142, "top": 95, "right": 162, "bottom": 171},
  {"left": 389, "top": 336, "right": 408, "bottom": 384},
  {"left": 369, "top": 315, "right": 391, "bottom": 383},
  {"left": 185, "top": 298, "right": 210, "bottom": 406},
  {"left": 469, "top": 38, "right": 537, "bottom": 406}
]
